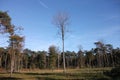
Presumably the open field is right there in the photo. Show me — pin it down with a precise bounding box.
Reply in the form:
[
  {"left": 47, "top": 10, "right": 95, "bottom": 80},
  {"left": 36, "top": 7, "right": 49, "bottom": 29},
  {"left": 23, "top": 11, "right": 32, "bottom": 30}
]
[{"left": 0, "top": 67, "right": 117, "bottom": 80}]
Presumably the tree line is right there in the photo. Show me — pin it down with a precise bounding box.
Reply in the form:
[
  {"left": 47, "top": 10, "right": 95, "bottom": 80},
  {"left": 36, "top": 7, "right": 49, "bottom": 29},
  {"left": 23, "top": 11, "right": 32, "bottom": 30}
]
[{"left": 0, "top": 43, "right": 120, "bottom": 71}]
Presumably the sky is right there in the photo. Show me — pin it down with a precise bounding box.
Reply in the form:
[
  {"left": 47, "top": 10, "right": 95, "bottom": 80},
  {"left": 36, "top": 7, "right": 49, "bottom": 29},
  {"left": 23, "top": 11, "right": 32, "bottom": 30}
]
[{"left": 0, "top": 0, "right": 120, "bottom": 52}]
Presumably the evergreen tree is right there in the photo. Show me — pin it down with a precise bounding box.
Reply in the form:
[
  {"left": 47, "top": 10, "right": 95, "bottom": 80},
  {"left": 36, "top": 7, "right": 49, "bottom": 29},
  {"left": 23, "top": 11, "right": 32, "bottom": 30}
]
[{"left": 48, "top": 45, "right": 57, "bottom": 70}]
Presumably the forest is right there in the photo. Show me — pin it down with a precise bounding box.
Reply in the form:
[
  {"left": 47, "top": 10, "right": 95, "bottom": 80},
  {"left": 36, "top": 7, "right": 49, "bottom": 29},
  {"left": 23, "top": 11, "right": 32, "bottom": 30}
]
[
  {"left": 0, "top": 11, "right": 120, "bottom": 80},
  {"left": 0, "top": 43, "right": 120, "bottom": 70}
]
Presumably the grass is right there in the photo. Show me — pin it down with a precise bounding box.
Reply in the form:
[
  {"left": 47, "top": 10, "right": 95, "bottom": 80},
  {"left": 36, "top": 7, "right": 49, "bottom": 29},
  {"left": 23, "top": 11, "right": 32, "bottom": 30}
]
[{"left": 0, "top": 67, "right": 113, "bottom": 80}]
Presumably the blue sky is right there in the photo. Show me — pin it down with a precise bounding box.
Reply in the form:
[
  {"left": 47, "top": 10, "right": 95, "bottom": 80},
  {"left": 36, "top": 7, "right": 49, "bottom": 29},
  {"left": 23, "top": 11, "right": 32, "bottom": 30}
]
[{"left": 0, "top": 0, "right": 120, "bottom": 52}]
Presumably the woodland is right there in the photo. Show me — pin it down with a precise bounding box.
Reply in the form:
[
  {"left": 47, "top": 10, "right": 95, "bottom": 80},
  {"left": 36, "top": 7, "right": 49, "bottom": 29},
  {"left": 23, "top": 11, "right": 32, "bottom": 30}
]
[{"left": 0, "top": 11, "right": 120, "bottom": 80}]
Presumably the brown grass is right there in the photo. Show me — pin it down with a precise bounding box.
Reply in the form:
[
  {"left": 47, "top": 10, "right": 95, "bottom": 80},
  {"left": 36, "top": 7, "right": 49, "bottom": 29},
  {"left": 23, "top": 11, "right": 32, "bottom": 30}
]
[{"left": 0, "top": 67, "right": 112, "bottom": 80}]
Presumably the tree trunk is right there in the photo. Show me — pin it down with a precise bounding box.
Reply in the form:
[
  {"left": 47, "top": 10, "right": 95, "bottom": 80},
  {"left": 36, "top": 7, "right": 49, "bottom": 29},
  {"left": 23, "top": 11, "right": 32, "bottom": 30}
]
[
  {"left": 5, "top": 53, "right": 7, "bottom": 70},
  {"left": 110, "top": 52, "right": 114, "bottom": 67},
  {"left": 10, "top": 43, "right": 15, "bottom": 77},
  {"left": 62, "top": 29, "right": 66, "bottom": 73},
  {"left": 57, "top": 54, "right": 59, "bottom": 69},
  {"left": 0, "top": 56, "right": 2, "bottom": 68},
  {"left": 10, "top": 51, "right": 15, "bottom": 77}
]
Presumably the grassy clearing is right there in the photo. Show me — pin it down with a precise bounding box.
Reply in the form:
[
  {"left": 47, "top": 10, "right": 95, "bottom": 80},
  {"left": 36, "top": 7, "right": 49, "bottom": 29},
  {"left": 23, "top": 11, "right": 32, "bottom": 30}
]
[{"left": 0, "top": 67, "right": 113, "bottom": 80}]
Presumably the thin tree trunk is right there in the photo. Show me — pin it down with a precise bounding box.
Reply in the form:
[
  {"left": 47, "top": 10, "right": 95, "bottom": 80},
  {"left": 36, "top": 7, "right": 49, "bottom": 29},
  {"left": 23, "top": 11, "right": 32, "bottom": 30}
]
[
  {"left": 105, "top": 53, "right": 109, "bottom": 67},
  {"left": 5, "top": 53, "right": 7, "bottom": 71},
  {"left": 58, "top": 54, "right": 59, "bottom": 69},
  {"left": 17, "top": 57, "right": 20, "bottom": 72},
  {"left": 10, "top": 43, "right": 15, "bottom": 77},
  {"left": 62, "top": 26, "right": 66, "bottom": 72},
  {"left": 10, "top": 51, "right": 15, "bottom": 77},
  {"left": 98, "top": 53, "right": 101, "bottom": 67},
  {"left": 62, "top": 33, "right": 66, "bottom": 72},
  {"left": 0, "top": 56, "right": 1, "bottom": 68},
  {"left": 25, "top": 59, "right": 28, "bottom": 69},
  {"left": 110, "top": 51, "right": 114, "bottom": 67}
]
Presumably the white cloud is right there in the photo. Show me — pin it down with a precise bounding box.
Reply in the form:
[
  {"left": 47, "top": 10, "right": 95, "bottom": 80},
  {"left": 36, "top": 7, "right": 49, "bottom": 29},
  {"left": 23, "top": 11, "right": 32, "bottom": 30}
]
[{"left": 37, "top": 0, "right": 48, "bottom": 9}]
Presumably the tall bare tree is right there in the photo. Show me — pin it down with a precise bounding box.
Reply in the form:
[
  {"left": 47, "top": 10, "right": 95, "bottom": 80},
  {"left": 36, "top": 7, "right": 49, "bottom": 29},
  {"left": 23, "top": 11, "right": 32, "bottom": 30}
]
[{"left": 53, "top": 12, "right": 69, "bottom": 72}]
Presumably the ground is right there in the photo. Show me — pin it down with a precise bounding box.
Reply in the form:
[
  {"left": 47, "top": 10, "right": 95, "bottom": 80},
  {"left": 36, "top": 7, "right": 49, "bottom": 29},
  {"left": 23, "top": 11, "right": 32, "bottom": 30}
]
[{"left": 0, "top": 68, "right": 114, "bottom": 80}]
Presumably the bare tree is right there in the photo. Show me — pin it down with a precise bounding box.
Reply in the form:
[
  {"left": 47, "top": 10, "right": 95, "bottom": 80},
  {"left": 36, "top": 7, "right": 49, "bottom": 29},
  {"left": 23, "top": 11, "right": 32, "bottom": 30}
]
[{"left": 53, "top": 12, "right": 69, "bottom": 72}]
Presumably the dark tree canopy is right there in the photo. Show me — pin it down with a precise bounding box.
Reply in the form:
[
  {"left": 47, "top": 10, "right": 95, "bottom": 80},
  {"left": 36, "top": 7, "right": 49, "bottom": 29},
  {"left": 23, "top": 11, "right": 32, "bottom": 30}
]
[{"left": 0, "top": 11, "right": 12, "bottom": 33}]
